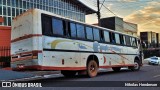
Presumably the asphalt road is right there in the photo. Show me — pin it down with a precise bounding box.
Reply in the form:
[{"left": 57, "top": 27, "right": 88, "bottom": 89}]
[
  {"left": 1, "top": 64, "right": 160, "bottom": 90},
  {"left": 31, "top": 64, "right": 160, "bottom": 82}
]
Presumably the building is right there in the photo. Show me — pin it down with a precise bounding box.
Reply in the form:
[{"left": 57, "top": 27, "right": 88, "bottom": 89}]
[
  {"left": 0, "top": 0, "right": 96, "bottom": 46},
  {"left": 140, "top": 31, "right": 159, "bottom": 48},
  {"left": 0, "top": 0, "right": 96, "bottom": 68},
  {"left": 99, "top": 17, "right": 138, "bottom": 37},
  {"left": 123, "top": 22, "right": 137, "bottom": 37},
  {"left": 100, "top": 17, "right": 124, "bottom": 33}
]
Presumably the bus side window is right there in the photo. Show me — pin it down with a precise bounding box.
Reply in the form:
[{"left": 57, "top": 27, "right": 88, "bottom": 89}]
[
  {"left": 76, "top": 24, "right": 85, "bottom": 39},
  {"left": 131, "top": 38, "right": 137, "bottom": 47},
  {"left": 125, "top": 36, "right": 131, "bottom": 46},
  {"left": 123, "top": 36, "right": 126, "bottom": 45},
  {"left": 115, "top": 33, "right": 120, "bottom": 44},
  {"left": 104, "top": 31, "right": 110, "bottom": 43},
  {"left": 111, "top": 32, "right": 115, "bottom": 44},
  {"left": 93, "top": 28, "right": 100, "bottom": 41},
  {"left": 41, "top": 15, "right": 53, "bottom": 36},
  {"left": 100, "top": 30, "right": 104, "bottom": 42},
  {"left": 69, "top": 22, "right": 77, "bottom": 38},
  {"left": 120, "top": 35, "right": 124, "bottom": 45},
  {"left": 52, "top": 18, "right": 64, "bottom": 36},
  {"left": 86, "top": 27, "right": 93, "bottom": 40}
]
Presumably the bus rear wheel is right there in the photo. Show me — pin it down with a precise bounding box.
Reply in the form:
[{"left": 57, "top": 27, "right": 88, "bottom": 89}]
[
  {"left": 87, "top": 60, "right": 98, "bottom": 78},
  {"left": 112, "top": 67, "right": 121, "bottom": 72},
  {"left": 129, "top": 60, "right": 140, "bottom": 71},
  {"left": 61, "top": 70, "right": 77, "bottom": 77}
]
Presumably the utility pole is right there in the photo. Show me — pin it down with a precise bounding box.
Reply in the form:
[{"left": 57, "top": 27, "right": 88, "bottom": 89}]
[{"left": 97, "top": 0, "right": 101, "bottom": 26}]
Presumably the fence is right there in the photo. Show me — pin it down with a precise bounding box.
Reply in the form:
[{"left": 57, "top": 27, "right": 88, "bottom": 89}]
[
  {"left": 143, "top": 49, "right": 160, "bottom": 59},
  {"left": 0, "top": 46, "right": 11, "bottom": 68}
]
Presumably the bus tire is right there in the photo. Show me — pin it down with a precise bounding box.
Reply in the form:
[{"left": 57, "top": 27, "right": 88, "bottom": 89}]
[
  {"left": 61, "top": 70, "right": 77, "bottom": 77},
  {"left": 129, "top": 60, "right": 140, "bottom": 71},
  {"left": 87, "top": 60, "right": 98, "bottom": 78},
  {"left": 112, "top": 67, "right": 121, "bottom": 72}
]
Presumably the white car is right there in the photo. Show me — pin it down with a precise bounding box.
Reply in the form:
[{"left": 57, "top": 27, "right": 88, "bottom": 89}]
[{"left": 148, "top": 56, "right": 160, "bottom": 65}]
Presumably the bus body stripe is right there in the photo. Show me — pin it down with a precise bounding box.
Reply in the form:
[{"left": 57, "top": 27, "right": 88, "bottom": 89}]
[
  {"left": 43, "top": 48, "right": 138, "bottom": 55},
  {"left": 11, "top": 34, "right": 42, "bottom": 43},
  {"left": 12, "top": 64, "right": 134, "bottom": 71}
]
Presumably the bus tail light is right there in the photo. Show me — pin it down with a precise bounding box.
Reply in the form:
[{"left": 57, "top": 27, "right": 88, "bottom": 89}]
[
  {"left": 62, "top": 59, "right": 64, "bottom": 65},
  {"left": 32, "top": 51, "right": 38, "bottom": 59}
]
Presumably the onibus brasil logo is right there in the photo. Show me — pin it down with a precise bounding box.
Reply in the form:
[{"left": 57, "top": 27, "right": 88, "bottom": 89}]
[{"left": 2, "top": 82, "right": 42, "bottom": 87}]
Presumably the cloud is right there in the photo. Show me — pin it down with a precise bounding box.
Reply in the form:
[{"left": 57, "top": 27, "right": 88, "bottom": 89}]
[
  {"left": 124, "top": 1, "right": 160, "bottom": 34},
  {"left": 118, "top": 0, "right": 138, "bottom": 2}
]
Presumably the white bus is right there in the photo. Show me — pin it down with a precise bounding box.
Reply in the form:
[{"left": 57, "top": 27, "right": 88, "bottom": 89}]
[{"left": 11, "top": 9, "right": 143, "bottom": 77}]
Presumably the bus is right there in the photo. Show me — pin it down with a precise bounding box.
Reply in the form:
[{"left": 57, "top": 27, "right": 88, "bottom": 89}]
[{"left": 11, "top": 9, "right": 143, "bottom": 77}]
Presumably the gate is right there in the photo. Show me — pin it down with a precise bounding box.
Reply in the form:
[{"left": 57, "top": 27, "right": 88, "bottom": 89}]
[{"left": 0, "top": 46, "right": 10, "bottom": 68}]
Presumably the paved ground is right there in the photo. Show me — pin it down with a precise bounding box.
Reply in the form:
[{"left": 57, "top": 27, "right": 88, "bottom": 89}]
[
  {"left": 0, "top": 64, "right": 160, "bottom": 90},
  {"left": 0, "top": 60, "right": 160, "bottom": 90},
  {"left": 0, "top": 70, "right": 34, "bottom": 81}
]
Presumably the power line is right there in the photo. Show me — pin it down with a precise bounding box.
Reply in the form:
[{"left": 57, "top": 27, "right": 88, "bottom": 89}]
[
  {"left": 100, "top": 2, "right": 138, "bottom": 31},
  {"left": 100, "top": 0, "right": 106, "bottom": 10},
  {"left": 101, "top": 4, "right": 117, "bottom": 16}
]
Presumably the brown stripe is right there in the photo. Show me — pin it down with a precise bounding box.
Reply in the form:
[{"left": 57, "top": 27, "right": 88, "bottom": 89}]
[
  {"left": 11, "top": 50, "right": 42, "bottom": 56},
  {"left": 11, "top": 34, "right": 42, "bottom": 43},
  {"left": 12, "top": 65, "right": 86, "bottom": 71},
  {"left": 11, "top": 56, "right": 33, "bottom": 62},
  {"left": 99, "top": 64, "right": 134, "bottom": 68}
]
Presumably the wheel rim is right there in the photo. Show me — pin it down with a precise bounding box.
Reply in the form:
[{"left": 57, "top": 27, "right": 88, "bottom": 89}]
[
  {"left": 90, "top": 63, "right": 96, "bottom": 72},
  {"left": 134, "top": 62, "right": 139, "bottom": 70},
  {"left": 88, "top": 61, "right": 98, "bottom": 77}
]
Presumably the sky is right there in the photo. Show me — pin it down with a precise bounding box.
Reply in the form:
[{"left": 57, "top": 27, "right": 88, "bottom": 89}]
[{"left": 82, "top": 0, "right": 160, "bottom": 35}]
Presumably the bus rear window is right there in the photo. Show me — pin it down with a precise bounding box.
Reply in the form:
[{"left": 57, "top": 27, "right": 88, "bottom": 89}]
[{"left": 42, "top": 15, "right": 53, "bottom": 36}]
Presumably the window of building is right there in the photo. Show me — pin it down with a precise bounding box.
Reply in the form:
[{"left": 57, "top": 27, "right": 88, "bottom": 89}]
[
  {"left": 20, "top": 1, "right": 22, "bottom": 8},
  {"left": 7, "top": 7, "right": 11, "bottom": 16},
  {"left": 104, "top": 31, "right": 110, "bottom": 42},
  {"left": 8, "top": 17, "right": 11, "bottom": 26},
  {"left": 12, "top": 0, "right": 16, "bottom": 7},
  {"left": 70, "top": 23, "right": 77, "bottom": 38},
  {"left": 3, "top": 0, "right": 6, "bottom": 5},
  {"left": 3, "top": 6, "right": 6, "bottom": 15},
  {"left": 16, "top": 8, "right": 19, "bottom": 16},
  {"left": 0, "top": 0, "right": 2, "bottom": 5},
  {"left": 3, "top": 16, "right": 7, "bottom": 25},
  {"left": 93, "top": 28, "right": 100, "bottom": 41},
  {"left": 16, "top": 0, "right": 19, "bottom": 7},
  {"left": 23, "top": 1, "right": 26, "bottom": 9},
  {"left": 115, "top": 33, "right": 120, "bottom": 44},
  {"left": 52, "top": 18, "right": 64, "bottom": 36},
  {"left": 76, "top": 24, "right": 85, "bottom": 39},
  {"left": 0, "top": 6, "right": 2, "bottom": 15},
  {"left": 42, "top": 15, "right": 53, "bottom": 36},
  {"left": 125, "top": 36, "right": 131, "bottom": 46},
  {"left": 12, "top": 8, "right": 15, "bottom": 17},
  {"left": 86, "top": 27, "right": 93, "bottom": 40},
  {"left": 7, "top": 0, "right": 11, "bottom": 6}
]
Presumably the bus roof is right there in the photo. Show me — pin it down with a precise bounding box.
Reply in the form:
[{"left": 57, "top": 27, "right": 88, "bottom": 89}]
[{"left": 13, "top": 9, "right": 138, "bottom": 39}]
